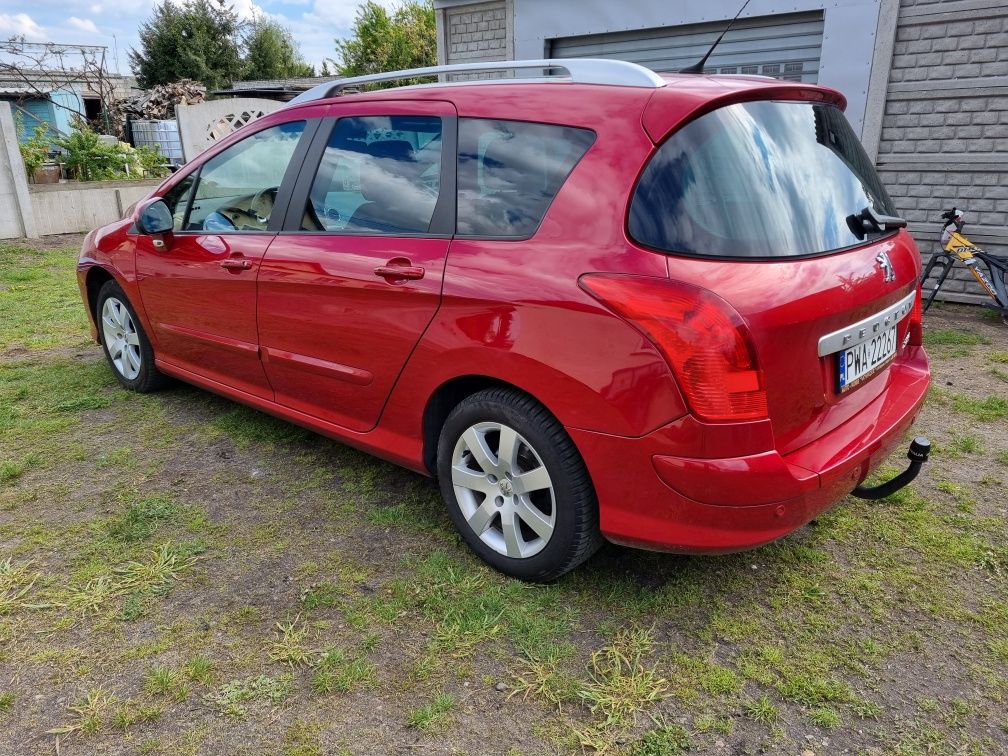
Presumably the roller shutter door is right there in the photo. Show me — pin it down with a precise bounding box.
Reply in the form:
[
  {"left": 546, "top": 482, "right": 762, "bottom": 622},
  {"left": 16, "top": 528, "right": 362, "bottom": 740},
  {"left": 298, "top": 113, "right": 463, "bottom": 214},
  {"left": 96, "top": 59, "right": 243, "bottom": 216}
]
[{"left": 548, "top": 11, "right": 824, "bottom": 83}]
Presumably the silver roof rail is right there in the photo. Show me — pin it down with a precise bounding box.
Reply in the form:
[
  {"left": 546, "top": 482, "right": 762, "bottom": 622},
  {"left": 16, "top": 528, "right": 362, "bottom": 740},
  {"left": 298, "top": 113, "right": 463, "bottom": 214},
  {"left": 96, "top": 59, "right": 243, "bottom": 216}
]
[{"left": 287, "top": 58, "right": 666, "bottom": 105}]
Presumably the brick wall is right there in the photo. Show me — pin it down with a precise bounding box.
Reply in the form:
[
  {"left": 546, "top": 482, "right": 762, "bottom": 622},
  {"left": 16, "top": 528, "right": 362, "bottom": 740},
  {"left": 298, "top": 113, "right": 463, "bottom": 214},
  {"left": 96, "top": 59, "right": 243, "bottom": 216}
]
[
  {"left": 876, "top": 0, "right": 1008, "bottom": 303},
  {"left": 443, "top": 1, "right": 509, "bottom": 66}
]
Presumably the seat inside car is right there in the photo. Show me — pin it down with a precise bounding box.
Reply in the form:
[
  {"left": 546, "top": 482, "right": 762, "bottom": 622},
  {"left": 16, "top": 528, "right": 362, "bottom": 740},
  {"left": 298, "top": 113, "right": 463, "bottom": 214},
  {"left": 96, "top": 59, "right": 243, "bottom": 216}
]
[
  {"left": 346, "top": 140, "right": 435, "bottom": 234},
  {"left": 467, "top": 135, "right": 542, "bottom": 236}
]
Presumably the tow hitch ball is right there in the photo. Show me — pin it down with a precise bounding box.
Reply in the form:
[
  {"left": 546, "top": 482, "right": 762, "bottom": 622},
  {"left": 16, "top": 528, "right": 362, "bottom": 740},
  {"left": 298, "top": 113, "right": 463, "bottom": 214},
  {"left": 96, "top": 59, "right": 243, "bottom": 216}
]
[{"left": 851, "top": 437, "right": 931, "bottom": 501}]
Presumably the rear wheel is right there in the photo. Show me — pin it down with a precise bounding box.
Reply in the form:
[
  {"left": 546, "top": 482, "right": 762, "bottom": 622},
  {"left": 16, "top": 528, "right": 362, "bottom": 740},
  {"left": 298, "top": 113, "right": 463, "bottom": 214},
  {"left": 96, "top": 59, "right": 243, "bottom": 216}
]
[
  {"left": 437, "top": 388, "right": 602, "bottom": 582},
  {"left": 96, "top": 279, "right": 169, "bottom": 393}
]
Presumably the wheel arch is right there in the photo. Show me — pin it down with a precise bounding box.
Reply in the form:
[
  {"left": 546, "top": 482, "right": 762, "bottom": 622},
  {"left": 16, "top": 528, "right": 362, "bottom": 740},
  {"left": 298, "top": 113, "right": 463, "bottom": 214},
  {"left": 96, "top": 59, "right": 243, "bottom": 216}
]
[
  {"left": 85, "top": 266, "right": 116, "bottom": 343},
  {"left": 421, "top": 375, "right": 564, "bottom": 476}
]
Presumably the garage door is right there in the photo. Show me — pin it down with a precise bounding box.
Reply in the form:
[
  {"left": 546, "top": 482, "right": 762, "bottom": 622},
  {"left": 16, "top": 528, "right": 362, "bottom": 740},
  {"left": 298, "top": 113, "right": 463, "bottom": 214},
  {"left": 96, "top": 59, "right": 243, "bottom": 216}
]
[{"left": 549, "top": 11, "right": 824, "bottom": 83}]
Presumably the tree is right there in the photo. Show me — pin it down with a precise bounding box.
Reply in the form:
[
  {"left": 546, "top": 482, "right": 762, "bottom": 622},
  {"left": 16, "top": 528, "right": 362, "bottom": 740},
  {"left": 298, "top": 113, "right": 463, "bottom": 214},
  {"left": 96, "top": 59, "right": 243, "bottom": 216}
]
[
  {"left": 243, "top": 17, "right": 314, "bottom": 80},
  {"left": 333, "top": 1, "right": 436, "bottom": 80},
  {"left": 130, "top": 0, "right": 242, "bottom": 91}
]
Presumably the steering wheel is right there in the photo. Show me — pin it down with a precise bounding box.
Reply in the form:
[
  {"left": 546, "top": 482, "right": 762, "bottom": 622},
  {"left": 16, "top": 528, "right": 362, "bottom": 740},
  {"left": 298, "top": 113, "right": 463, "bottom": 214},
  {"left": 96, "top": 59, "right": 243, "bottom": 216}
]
[{"left": 249, "top": 186, "right": 279, "bottom": 224}]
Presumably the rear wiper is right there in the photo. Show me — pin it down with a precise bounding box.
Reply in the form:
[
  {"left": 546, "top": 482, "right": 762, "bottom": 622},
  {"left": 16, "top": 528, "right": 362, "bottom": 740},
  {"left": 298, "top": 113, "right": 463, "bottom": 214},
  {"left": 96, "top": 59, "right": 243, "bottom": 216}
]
[{"left": 846, "top": 206, "right": 908, "bottom": 240}]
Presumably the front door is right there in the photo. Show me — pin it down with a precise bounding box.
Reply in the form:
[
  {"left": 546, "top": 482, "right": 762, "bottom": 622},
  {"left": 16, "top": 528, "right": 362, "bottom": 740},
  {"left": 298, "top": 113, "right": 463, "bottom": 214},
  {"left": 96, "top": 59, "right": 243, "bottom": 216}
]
[
  {"left": 257, "top": 102, "right": 456, "bottom": 432},
  {"left": 135, "top": 120, "right": 311, "bottom": 398}
]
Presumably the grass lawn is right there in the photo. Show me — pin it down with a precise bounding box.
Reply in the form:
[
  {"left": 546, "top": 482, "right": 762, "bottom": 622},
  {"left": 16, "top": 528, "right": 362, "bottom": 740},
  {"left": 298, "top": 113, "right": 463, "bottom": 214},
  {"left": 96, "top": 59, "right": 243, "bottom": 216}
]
[{"left": 1, "top": 237, "right": 1006, "bottom": 755}]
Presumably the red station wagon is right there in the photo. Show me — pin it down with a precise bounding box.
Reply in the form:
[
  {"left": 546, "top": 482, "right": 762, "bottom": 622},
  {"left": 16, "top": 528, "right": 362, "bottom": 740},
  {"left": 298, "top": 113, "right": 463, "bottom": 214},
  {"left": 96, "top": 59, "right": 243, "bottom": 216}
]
[{"left": 78, "top": 59, "right": 931, "bottom": 581}]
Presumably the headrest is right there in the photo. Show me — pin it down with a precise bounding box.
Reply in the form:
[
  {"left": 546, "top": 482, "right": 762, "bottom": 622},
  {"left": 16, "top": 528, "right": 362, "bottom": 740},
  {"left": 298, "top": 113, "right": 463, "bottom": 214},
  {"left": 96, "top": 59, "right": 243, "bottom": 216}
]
[
  {"left": 367, "top": 139, "right": 415, "bottom": 163},
  {"left": 359, "top": 140, "right": 421, "bottom": 202},
  {"left": 481, "top": 136, "right": 528, "bottom": 192}
]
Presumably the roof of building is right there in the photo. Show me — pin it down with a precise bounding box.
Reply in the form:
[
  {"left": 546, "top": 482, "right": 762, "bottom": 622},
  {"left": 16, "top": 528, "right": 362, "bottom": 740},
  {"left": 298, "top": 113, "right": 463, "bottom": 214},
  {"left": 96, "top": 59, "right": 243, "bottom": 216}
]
[
  {"left": 0, "top": 86, "right": 52, "bottom": 97},
  {"left": 214, "top": 75, "right": 344, "bottom": 102},
  {"left": 229, "top": 75, "right": 342, "bottom": 90}
]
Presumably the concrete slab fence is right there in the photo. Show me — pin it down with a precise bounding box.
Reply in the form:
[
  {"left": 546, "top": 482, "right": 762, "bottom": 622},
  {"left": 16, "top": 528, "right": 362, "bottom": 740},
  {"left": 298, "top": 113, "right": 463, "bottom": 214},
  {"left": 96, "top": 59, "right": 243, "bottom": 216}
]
[
  {"left": 1, "top": 101, "right": 37, "bottom": 238},
  {"left": 1, "top": 96, "right": 286, "bottom": 239},
  {"left": 176, "top": 97, "right": 282, "bottom": 161},
  {"left": 0, "top": 101, "right": 162, "bottom": 239},
  {"left": 27, "top": 179, "right": 163, "bottom": 237}
]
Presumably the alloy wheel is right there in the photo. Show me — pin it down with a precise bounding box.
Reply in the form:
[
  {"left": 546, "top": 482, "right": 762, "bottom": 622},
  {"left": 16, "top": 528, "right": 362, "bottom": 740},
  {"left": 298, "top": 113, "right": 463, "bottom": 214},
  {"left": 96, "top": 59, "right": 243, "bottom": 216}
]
[
  {"left": 450, "top": 421, "right": 556, "bottom": 559},
  {"left": 101, "top": 296, "right": 142, "bottom": 380}
]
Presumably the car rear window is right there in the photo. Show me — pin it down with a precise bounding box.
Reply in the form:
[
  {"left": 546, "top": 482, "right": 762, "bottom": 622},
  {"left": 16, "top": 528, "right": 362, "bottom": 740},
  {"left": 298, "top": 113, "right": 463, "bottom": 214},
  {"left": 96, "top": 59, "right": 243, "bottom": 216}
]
[
  {"left": 457, "top": 118, "right": 595, "bottom": 238},
  {"left": 629, "top": 101, "right": 898, "bottom": 259}
]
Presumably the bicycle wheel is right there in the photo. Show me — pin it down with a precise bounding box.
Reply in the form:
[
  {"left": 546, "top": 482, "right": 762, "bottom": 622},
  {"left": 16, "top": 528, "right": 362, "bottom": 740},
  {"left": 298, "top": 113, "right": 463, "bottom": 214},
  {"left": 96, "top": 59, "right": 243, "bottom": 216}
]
[{"left": 921, "top": 253, "right": 953, "bottom": 313}]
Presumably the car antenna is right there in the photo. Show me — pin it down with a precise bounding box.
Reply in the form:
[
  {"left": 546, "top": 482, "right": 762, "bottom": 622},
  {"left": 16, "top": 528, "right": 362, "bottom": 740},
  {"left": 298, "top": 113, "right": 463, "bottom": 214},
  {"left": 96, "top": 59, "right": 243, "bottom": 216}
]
[{"left": 679, "top": 0, "right": 753, "bottom": 74}]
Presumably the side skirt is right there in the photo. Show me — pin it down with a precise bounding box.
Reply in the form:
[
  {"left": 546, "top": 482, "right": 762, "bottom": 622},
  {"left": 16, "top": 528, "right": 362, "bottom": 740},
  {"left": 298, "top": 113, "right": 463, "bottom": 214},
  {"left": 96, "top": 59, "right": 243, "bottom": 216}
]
[{"left": 154, "top": 358, "right": 430, "bottom": 476}]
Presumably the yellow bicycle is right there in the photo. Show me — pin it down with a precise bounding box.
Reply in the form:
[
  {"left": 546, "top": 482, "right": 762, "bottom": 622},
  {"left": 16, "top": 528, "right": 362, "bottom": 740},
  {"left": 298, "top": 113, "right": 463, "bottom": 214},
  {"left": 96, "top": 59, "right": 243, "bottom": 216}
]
[{"left": 921, "top": 208, "right": 1008, "bottom": 324}]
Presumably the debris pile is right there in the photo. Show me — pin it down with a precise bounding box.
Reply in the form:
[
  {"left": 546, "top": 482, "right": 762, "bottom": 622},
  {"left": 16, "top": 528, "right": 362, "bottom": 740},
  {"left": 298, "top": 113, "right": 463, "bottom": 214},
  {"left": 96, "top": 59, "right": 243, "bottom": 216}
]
[{"left": 114, "top": 79, "right": 207, "bottom": 124}]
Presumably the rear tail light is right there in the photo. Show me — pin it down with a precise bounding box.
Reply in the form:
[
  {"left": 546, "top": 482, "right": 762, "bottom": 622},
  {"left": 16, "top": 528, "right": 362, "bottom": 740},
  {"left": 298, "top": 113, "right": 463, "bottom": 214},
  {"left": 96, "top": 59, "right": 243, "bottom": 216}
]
[
  {"left": 579, "top": 274, "right": 767, "bottom": 422},
  {"left": 908, "top": 284, "right": 923, "bottom": 347}
]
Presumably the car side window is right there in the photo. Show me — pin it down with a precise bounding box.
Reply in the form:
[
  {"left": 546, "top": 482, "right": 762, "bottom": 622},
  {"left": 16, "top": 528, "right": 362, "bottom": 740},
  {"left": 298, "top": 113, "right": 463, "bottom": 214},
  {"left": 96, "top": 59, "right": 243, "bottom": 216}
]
[
  {"left": 179, "top": 121, "right": 306, "bottom": 233},
  {"left": 161, "top": 175, "right": 196, "bottom": 231},
  {"left": 456, "top": 118, "right": 595, "bottom": 238},
  {"left": 300, "top": 115, "right": 443, "bottom": 234}
]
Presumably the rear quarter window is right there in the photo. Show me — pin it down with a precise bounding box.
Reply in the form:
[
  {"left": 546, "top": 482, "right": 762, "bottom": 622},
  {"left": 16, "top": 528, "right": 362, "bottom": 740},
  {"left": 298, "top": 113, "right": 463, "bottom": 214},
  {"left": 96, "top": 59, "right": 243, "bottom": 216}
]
[
  {"left": 457, "top": 118, "right": 595, "bottom": 238},
  {"left": 629, "top": 101, "right": 897, "bottom": 259}
]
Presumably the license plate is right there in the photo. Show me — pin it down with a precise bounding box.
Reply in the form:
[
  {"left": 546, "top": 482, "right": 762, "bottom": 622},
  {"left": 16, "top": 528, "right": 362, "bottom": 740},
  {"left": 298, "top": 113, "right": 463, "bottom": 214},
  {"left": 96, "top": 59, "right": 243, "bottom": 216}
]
[{"left": 838, "top": 325, "right": 897, "bottom": 392}]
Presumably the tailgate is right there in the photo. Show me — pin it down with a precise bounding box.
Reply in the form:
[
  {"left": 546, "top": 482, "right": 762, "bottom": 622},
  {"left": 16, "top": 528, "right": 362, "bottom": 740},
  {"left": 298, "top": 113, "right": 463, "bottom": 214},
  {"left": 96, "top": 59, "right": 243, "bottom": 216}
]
[
  {"left": 686, "top": 232, "right": 921, "bottom": 453},
  {"left": 628, "top": 95, "right": 923, "bottom": 452}
]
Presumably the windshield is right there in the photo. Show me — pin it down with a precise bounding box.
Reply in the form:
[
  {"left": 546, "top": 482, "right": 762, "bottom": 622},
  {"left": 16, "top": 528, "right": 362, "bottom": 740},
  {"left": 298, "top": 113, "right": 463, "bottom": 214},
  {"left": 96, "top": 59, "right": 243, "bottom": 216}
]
[{"left": 629, "top": 100, "right": 897, "bottom": 258}]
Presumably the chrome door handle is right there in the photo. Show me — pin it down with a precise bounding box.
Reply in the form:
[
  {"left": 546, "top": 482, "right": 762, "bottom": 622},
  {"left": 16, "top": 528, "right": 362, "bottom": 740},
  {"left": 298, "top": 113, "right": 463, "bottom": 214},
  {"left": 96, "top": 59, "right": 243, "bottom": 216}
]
[{"left": 220, "top": 258, "right": 253, "bottom": 270}]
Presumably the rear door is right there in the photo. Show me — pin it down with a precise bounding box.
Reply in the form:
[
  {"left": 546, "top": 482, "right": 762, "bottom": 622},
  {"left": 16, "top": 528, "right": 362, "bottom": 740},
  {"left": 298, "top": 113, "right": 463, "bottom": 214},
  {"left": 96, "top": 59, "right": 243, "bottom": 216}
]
[
  {"left": 135, "top": 119, "right": 316, "bottom": 398},
  {"left": 257, "top": 101, "right": 456, "bottom": 432},
  {"left": 629, "top": 97, "right": 920, "bottom": 451}
]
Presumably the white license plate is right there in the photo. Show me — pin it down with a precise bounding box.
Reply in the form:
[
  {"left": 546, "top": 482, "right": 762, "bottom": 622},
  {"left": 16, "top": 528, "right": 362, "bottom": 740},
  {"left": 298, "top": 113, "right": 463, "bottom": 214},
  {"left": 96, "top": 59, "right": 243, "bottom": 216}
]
[{"left": 838, "top": 325, "right": 897, "bottom": 392}]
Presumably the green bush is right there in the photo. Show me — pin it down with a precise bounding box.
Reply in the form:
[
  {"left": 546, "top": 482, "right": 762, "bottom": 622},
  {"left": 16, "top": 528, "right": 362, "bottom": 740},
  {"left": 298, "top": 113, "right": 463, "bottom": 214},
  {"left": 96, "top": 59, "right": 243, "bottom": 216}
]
[
  {"left": 133, "top": 144, "right": 171, "bottom": 179},
  {"left": 54, "top": 126, "right": 170, "bottom": 182},
  {"left": 56, "top": 127, "right": 123, "bottom": 181}
]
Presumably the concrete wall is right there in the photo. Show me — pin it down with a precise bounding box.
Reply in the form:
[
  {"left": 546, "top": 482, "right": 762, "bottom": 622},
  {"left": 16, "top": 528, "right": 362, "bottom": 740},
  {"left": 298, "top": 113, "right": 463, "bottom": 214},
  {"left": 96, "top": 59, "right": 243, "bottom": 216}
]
[
  {"left": 0, "top": 101, "right": 37, "bottom": 238},
  {"left": 176, "top": 97, "right": 283, "bottom": 162},
  {"left": 436, "top": 1, "right": 512, "bottom": 65},
  {"left": 27, "top": 179, "right": 161, "bottom": 237},
  {"left": 875, "top": 0, "right": 1008, "bottom": 303}
]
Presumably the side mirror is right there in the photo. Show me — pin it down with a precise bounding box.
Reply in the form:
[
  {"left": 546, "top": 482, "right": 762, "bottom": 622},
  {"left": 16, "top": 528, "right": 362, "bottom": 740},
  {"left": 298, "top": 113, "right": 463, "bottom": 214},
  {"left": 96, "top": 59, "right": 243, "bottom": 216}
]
[{"left": 137, "top": 199, "right": 174, "bottom": 236}]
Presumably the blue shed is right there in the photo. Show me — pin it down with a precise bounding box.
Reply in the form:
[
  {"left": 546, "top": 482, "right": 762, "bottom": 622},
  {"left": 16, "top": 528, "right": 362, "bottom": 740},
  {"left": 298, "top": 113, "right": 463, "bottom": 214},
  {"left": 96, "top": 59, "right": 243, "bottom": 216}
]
[{"left": 1, "top": 85, "right": 85, "bottom": 144}]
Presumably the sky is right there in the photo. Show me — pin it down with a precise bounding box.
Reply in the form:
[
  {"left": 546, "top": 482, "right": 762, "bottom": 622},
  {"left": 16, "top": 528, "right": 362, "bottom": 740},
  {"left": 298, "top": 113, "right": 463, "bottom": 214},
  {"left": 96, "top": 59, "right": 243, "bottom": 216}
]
[{"left": 0, "top": 0, "right": 400, "bottom": 75}]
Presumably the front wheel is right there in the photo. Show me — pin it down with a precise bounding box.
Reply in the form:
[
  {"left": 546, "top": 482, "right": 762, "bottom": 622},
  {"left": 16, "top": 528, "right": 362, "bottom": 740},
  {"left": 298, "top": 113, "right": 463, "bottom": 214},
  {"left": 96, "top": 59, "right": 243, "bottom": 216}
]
[
  {"left": 921, "top": 254, "right": 953, "bottom": 313},
  {"left": 96, "top": 279, "right": 170, "bottom": 393},
  {"left": 437, "top": 388, "right": 602, "bottom": 582}
]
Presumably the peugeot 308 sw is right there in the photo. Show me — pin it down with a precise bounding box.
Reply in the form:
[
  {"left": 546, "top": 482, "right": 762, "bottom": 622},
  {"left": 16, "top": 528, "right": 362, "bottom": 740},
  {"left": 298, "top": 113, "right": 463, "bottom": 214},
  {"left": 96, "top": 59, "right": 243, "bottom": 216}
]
[{"left": 78, "top": 59, "right": 930, "bottom": 581}]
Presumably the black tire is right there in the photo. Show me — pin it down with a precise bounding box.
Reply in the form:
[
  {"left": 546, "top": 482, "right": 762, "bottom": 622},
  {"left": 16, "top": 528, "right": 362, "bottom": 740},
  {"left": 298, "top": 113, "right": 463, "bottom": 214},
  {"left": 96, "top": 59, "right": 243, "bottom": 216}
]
[
  {"left": 920, "top": 257, "right": 949, "bottom": 314},
  {"left": 437, "top": 387, "right": 602, "bottom": 582},
  {"left": 96, "top": 279, "right": 170, "bottom": 393}
]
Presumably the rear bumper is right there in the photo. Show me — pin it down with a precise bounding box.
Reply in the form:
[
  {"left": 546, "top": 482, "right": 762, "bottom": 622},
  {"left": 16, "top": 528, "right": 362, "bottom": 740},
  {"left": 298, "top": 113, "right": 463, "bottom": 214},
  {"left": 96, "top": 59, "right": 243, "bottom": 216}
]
[{"left": 571, "top": 346, "right": 930, "bottom": 553}]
